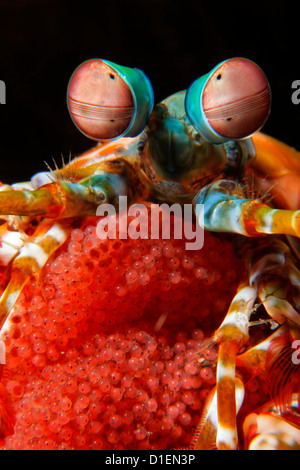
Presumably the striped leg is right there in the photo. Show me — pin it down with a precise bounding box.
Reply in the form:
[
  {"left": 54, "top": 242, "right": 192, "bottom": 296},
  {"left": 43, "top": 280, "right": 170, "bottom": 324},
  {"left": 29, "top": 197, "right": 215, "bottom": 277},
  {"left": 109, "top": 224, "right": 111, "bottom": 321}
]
[
  {"left": 0, "top": 221, "right": 70, "bottom": 335},
  {"left": 190, "top": 379, "right": 245, "bottom": 450},
  {"left": 216, "top": 341, "right": 240, "bottom": 449},
  {"left": 202, "top": 289, "right": 297, "bottom": 450},
  {"left": 193, "top": 235, "right": 300, "bottom": 450},
  {"left": 192, "top": 284, "right": 257, "bottom": 450},
  {"left": 214, "top": 285, "right": 257, "bottom": 449}
]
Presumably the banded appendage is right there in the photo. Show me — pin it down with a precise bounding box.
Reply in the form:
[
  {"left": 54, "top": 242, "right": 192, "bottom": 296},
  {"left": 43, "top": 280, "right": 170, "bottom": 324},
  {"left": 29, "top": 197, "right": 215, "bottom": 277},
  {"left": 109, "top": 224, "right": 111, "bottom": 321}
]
[
  {"left": 0, "top": 221, "right": 71, "bottom": 335},
  {"left": 192, "top": 237, "right": 300, "bottom": 450}
]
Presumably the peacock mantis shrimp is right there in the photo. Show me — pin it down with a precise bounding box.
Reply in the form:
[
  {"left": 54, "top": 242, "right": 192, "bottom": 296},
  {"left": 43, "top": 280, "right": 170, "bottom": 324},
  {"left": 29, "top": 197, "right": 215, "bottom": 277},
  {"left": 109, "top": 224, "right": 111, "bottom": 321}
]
[{"left": 0, "top": 57, "right": 299, "bottom": 450}]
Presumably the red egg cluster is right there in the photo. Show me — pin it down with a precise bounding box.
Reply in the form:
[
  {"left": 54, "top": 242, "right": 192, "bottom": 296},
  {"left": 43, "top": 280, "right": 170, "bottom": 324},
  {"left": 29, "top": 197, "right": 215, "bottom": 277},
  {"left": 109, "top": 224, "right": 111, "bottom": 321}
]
[
  {"left": 4, "top": 327, "right": 219, "bottom": 450},
  {"left": 0, "top": 208, "right": 245, "bottom": 449}
]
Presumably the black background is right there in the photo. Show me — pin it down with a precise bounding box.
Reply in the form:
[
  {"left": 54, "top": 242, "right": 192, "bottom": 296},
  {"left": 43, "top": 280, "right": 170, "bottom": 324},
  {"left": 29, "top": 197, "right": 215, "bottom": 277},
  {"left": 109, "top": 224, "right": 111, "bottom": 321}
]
[{"left": 0, "top": 0, "right": 299, "bottom": 184}]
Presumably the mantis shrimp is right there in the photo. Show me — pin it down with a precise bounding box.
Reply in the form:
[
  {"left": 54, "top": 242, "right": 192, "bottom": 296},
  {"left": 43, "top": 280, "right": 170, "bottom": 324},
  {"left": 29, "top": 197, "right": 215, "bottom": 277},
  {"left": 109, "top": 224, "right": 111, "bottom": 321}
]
[{"left": 0, "top": 57, "right": 299, "bottom": 450}]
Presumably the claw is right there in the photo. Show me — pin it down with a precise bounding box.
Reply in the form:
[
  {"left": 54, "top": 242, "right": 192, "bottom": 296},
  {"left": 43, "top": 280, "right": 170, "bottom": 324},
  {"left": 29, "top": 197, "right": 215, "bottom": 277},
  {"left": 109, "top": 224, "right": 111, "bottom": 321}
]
[{"left": 215, "top": 341, "right": 239, "bottom": 449}]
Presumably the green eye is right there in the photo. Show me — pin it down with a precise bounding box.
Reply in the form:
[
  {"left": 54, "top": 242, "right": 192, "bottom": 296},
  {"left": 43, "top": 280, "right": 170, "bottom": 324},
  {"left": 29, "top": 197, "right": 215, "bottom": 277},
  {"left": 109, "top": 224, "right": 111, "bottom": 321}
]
[
  {"left": 67, "top": 59, "right": 154, "bottom": 141},
  {"left": 185, "top": 58, "right": 271, "bottom": 144}
]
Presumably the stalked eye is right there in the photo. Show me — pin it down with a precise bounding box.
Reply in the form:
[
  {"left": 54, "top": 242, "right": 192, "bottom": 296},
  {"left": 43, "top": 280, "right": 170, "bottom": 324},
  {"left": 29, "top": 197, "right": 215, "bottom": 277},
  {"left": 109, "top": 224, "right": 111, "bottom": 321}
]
[
  {"left": 185, "top": 58, "right": 271, "bottom": 144},
  {"left": 67, "top": 59, "right": 154, "bottom": 141}
]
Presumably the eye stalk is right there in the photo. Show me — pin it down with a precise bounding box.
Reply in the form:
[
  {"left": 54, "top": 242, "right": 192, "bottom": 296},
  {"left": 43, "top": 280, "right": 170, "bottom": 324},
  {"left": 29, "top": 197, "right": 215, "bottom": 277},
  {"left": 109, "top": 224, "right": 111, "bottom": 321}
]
[
  {"left": 67, "top": 59, "right": 154, "bottom": 141},
  {"left": 185, "top": 58, "right": 271, "bottom": 144}
]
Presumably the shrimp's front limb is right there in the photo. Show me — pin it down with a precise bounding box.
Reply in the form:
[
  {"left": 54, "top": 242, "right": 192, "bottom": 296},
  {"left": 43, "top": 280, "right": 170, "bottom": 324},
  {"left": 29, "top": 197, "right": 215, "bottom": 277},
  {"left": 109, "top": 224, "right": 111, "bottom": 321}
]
[
  {"left": 0, "top": 156, "right": 147, "bottom": 220},
  {"left": 194, "top": 179, "right": 300, "bottom": 238}
]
